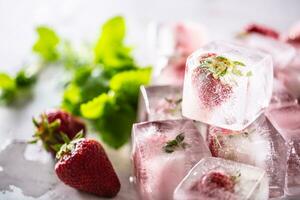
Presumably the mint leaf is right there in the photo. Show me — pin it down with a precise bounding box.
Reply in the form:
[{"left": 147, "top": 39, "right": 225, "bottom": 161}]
[
  {"left": 0, "top": 73, "right": 15, "bottom": 90},
  {"left": 110, "top": 67, "right": 152, "bottom": 107},
  {"left": 92, "top": 101, "right": 136, "bottom": 149},
  {"left": 0, "top": 69, "right": 36, "bottom": 105},
  {"left": 94, "top": 16, "right": 135, "bottom": 73},
  {"left": 80, "top": 93, "right": 112, "bottom": 119},
  {"left": 15, "top": 70, "right": 36, "bottom": 88},
  {"left": 33, "top": 26, "right": 60, "bottom": 62},
  {"left": 61, "top": 66, "right": 109, "bottom": 115}
]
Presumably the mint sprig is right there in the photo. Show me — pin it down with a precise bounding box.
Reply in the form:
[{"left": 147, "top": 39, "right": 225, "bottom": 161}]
[{"left": 163, "top": 133, "right": 188, "bottom": 153}]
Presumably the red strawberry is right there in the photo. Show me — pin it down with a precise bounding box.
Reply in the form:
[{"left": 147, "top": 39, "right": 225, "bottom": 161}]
[
  {"left": 31, "top": 109, "right": 86, "bottom": 154},
  {"left": 192, "top": 172, "right": 235, "bottom": 193},
  {"left": 55, "top": 135, "right": 121, "bottom": 197},
  {"left": 244, "top": 23, "right": 280, "bottom": 39},
  {"left": 208, "top": 133, "right": 220, "bottom": 157},
  {"left": 192, "top": 67, "right": 232, "bottom": 108}
]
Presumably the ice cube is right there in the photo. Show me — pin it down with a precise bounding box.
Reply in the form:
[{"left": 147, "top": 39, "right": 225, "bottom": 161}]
[
  {"left": 207, "top": 115, "right": 287, "bottom": 198},
  {"left": 266, "top": 104, "right": 300, "bottom": 141},
  {"left": 182, "top": 41, "right": 273, "bottom": 130},
  {"left": 286, "top": 138, "right": 300, "bottom": 196},
  {"left": 174, "top": 157, "right": 269, "bottom": 200},
  {"left": 276, "top": 67, "right": 300, "bottom": 99},
  {"left": 131, "top": 119, "right": 211, "bottom": 200},
  {"left": 153, "top": 55, "right": 187, "bottom": 86},
  {"left": 269, "top": 78, "right": 298, "bottom": 109},
  {"left": 265, "top": 104, "right": 300, "bottom": 196},
  {"left": 236, "top": 33, "right": 296, "bottom": 69},
  {"left": 137, "top": 85, "right": 183, "bottom": 122},
  {"left": 150, "top": 22, "right": 207, "bottom": 86}
]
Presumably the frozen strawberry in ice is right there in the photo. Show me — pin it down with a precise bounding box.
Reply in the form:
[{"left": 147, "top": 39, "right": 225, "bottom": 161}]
[
  {"left": 191, "top": 171, "right": 235, "bottom": 193},
  {"left": 182, "top": 41, "right": 273, "bottom": 130},
  {"left": 207, "top": 115, "right": 287, "bottom": 198},
  {"left": 131, "top": 119, "right": 211, "bottom": 200},
  {"left": 174, "top": 157, "right": 269, "bottom": 200},
  {"left": 138, "top": 85, "right": 183, "bottom": 122}
]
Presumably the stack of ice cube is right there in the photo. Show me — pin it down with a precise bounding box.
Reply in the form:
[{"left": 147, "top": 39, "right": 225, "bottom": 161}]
[{"left": 132, "top": 39, "right": 300, "bottom": 199}]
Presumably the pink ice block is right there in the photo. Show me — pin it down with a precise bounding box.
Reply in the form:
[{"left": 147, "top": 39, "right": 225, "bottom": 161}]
[
  {"left": 131, "top": 119, "right": 211, "bottom": 200},
  {"left": 269, "top": 78, "right": 298, "bottom": 109},
  {"left": 137, "top": 85, "right": 183, "bottom": 122},
  {"left": 182, "top": 41, "right": 273, "bottom": 130},
  {"left": 174, "top": 157, "right": 269, "bottom": 200},
  {"left": 151, "top": 22, "right": 207, "bottom": 86},
  {"left": 207, "top": 115, "right": 287, "bottom": 198}
]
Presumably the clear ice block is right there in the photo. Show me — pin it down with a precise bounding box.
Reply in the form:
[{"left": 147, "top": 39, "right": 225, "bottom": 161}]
[
  {"left": 276, "top": 65, "right": 300, "bottom": 99},
  {"left": 174, "top": 157, "right": 269, "bottom": 200},
  {"left": 286, "top": 138, "right": 300, "bottom": 196},
  {"left": 265, "top": 104, "right": 300, "bottom": 196},
  {"left": 237, "top": 33, "right": 296, "bottom": 69},
  {"left": 137, "top": 85, "right": 183, "bottom": 122},
  {"left": 269, "top": 78, "right": 298, "bottom": 109},
  {"left": 266, "top": 104, "right": 300, "bottom": 141},
  {"left": 207, "top": 115, "right": 287, "bottom": 198},
  {"left": 150, "top": 22, "right": 207, "bottom": 86},
  {"left": 153, "top": 55, "right": 187, "bottom": 86},
  {"left": 131, "top": 119, "right": 211, "bottom": 200},
  {"left": 182, "top": 41, "right": 273, "bottom": 130}
]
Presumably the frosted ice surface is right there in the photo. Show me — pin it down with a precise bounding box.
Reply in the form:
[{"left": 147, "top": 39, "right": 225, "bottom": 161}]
[
  {"left": 132, "top": 119, "right": 211, "bottom": 200},
  {"left": 138, "top": 85, "right": 183, "bottom": 122},
  {"left": 174, "top": 157, "right": 269, "bottom": 200},
  {"left": 207, "top": 115, "right": 287, "bottom": 198},
  {"left": 182, "top": 41, "right": 273, "bottom": 130}
]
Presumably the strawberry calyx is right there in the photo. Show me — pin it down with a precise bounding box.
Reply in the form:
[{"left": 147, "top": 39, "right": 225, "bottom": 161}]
[
  {"left": 198, "top": 53, "right": 251, "bottom": 80},
  {"left": 30, "top": 113, "right": 65, "bottom": 153},
  {"left": 56, "top": 131, "right": 84, "bottom": 159}
]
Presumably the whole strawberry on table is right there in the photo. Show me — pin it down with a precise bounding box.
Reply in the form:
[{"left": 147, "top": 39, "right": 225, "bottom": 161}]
[{"left": 31, "top": 109, "right": 121, "bottom": 198}]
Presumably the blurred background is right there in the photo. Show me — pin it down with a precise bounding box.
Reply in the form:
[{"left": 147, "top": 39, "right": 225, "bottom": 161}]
[
  {"left": 1, "top": 0, "right": 300, "bottom": 70},
  {"left": 1, "top": 0, "right": 300, "bottom": 143}
]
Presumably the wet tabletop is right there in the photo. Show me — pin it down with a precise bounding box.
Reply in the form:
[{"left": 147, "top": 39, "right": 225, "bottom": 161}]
[{"left": 0, "top": 0, "right": 300, "bottom": 199}]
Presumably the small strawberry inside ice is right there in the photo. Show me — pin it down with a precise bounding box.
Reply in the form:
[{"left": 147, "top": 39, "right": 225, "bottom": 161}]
[
  {"left": 191, "top": 171, "right": 235, "bottom": 193},
  {"left": 191, "top": 53, "right": 249, "bottom": 108}
]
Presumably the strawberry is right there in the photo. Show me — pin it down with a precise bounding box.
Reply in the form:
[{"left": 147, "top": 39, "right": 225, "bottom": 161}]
[
  {"left": 244, "top": 23, "right": 280, "bottom": 39},
  {"left": 192, "top": 171, "right": 235, "bottom": 193},
  {"left": 31, "top": 109, "right": 86, "bottom": 154},
  {"left": 192, "top": 67, "right": 232, "bottom": 108},
  {"left": 55, "top": 134, "right": 121, "bottom": 197},
  {"left": 208, "top": 133, "right": 220, "bottom": 157}
]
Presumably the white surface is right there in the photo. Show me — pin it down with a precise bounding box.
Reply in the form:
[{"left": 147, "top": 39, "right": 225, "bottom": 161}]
[{"left": 0, "top": 0, "right": 300, "bottom": 199}]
